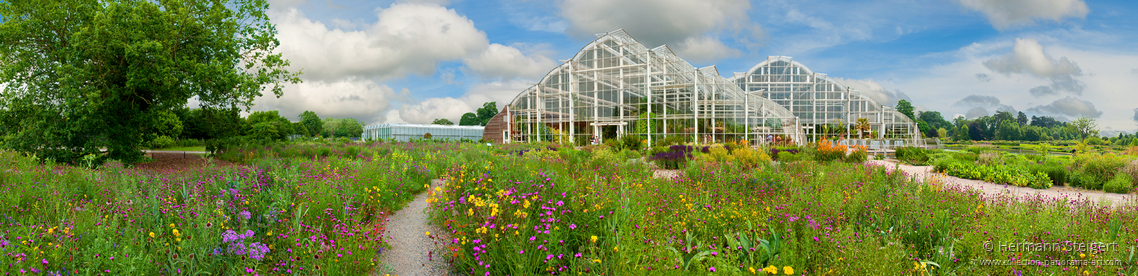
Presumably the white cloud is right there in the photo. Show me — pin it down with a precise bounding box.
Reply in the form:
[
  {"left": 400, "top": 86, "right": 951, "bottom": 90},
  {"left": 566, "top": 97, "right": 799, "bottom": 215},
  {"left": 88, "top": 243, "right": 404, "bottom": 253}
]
[
  {"left": 272, "top": 3, "right": 488, "bottom": 81},
  {"left": 397, "top": 0, "right": 450, "bottom": 5},
  {"left": 955, "top": 0, "right": 1089, "bottom": 29},
  {"left": 834, "top": 78, "right": 910, "bottom": 107},
  {"left": 386, "top": 80, "right": 532, "bottom": 124},
  {"left": 1026, "top": 96, "right": 1102, "bottom": 118},
  {"left": 463, "top": 43, "right": 557, "bottom": 80},
  {"left": 982, "top": 38, "right": 1084, "bottom": 95},
  {"left": 673, "top": 36, "right": 741, "bottom": 63},
  {"left": 252, "top": 79, "right": 406, "bottom": 123},
  {"left": 559, "top": 0, "right": 755, "bottom": 62}
]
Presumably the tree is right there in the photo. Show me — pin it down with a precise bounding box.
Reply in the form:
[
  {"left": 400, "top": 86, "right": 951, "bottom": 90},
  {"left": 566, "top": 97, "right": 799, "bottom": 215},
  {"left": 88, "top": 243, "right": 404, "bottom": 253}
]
[
  {"left": 854, "top": 118, "right": 870, "bottom": 139},
  {"left": 896, "top": 100, "right": 915, "bottom": 121},
  {"left": 1071, "top": 116, "right": 1099, "bottom": 141},
  {"left": 459, "top": 112, "right": 479, "bottom": 126},
  {"left": 917, "top": 111, "right": 951, "bottom": 131},
  {"left": 476, "top": 102, "right": 499, "bottom": 126},
  {"left": 1030, "top": 115, "right": 1062, "bottom": 128},
  {"left": 432, "top": 118, "right": 455, "bottom": 125},
  {"left": 247, "top": 110, "right": 293, "bottom": 141},
  {"left": 0, "top": 0, "right": 300, "bottom": 165},
  {"left": 996, "top": 119, "right": 1021, "bottom": 141},
  {"left": 937, "top": 128, "right": 948, "bottom": 139},
  {"left": 334, "top": 118, "right": 363, "bottom": 138},
  {"left": 968, "top": 121, "right": 983, "bottom": 141},
  {"left": 322, "top": 118, "right": 342, "bottom": 138},
  {"left": 152, "top": 110, "right": 184, "bottom": 139},
  {"left": 954, "top": 123, "right": 970, "bottom": 141},
  {"left": 1017, "top": 111, "right": 1028, "bottom": 126},
  {"left": 299, "top": 111, "right": 322, "bottom": 137}
]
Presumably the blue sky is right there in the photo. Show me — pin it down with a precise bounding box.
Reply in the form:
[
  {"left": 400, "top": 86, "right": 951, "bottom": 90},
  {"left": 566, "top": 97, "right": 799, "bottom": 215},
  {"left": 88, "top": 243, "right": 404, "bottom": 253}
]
[{"left": 251, "top": 0, "right": 1138, "bottom": 134}]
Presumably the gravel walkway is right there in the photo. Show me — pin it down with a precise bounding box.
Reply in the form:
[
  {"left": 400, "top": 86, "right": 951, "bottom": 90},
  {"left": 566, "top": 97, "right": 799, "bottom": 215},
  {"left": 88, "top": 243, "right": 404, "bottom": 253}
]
[
  {"left": 376, "top": 179, "right": 454, "bottom": 276},
  {"left": 866, "top": 160, "right": 1136, "bottom": 208}
]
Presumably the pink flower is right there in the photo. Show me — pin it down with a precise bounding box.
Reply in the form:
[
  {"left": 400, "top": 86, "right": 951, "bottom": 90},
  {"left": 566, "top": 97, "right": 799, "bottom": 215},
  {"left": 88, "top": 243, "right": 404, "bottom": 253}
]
[
  {"left": 569, "top": 224, "right": 576, "bottom": 229},
  {"left": 709, "top": 267, "right": 716, "bottom": 272}
]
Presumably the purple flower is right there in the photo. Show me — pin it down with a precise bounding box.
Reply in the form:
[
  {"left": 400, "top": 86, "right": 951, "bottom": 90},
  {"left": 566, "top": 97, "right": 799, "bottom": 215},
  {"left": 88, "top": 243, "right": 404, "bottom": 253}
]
[
  {"left": 569, "top": 224, "right": 576, "bottom": 230},
  {"left": 239, "top": 211, "right": 252, "bottom": 220}
]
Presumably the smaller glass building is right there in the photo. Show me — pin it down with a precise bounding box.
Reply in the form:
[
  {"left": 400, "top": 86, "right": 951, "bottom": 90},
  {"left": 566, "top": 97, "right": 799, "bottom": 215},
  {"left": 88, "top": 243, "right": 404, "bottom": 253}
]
[{"left": 362, "top": 124, "right": 484, "bottom": 142}]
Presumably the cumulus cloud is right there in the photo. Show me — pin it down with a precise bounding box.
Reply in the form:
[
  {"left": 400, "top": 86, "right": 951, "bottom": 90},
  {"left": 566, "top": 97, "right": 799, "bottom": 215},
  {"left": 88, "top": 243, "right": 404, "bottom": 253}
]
[
  {"left": 983, "top": 38, "right": 1084, "bottom": 96},
  {"left": 272, "top": 3, "right": 489, "bottom": 81},
  {"left": 975, "top": 73, "right": 991, "bottom": 82},
  {"left": 836, "top": 78, "right": 910, "bottom": 107},
  {"left": 463, "top": 43, "right": 557, "bottom": 80},
  {"left": 955, "top": 0, "right": 1089, "bottom": 29},
  {"left": 252, "top": 79, "right": 406, "bottom": 123},
  {"left": 1026, "top": 96, "right": 1102, "bottom": 118},
  {"left": 965, "top": 107, "right": 990, "bottom": 119},
  {"left": 673, "top": 36, "right": 742, "bottom": 63},
  {"left": 953, "top": 94, "right": 1017, "bottom": 116},
  {"left": 1028, "top": 86, "right": 1058, "bottom": 97},
  {"left": 1132, "top": 108, "right": 1138, "bottom": 123},
  {"left": 386, "top": 80, "right": 532, "bottom": 124},
  {"left": 560, "top": 0, "right": 757, "bottom": 62}
]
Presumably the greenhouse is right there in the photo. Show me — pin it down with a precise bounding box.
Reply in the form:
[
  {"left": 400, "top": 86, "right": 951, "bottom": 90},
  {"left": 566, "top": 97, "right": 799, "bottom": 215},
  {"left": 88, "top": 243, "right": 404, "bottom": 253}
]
[
  {"left": 728, "top": 56, "right": 923, "bottom": 146},
  {"left": 491, "top": 29, "right": 807, "bottom": 147},
  {"left": 363, "top": 124, "right": 484, "bottom": 142}
]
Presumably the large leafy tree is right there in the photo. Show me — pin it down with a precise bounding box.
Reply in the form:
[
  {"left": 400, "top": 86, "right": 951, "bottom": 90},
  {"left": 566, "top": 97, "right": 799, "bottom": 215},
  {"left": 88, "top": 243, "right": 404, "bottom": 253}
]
[
  {"left": 476, "top": 102, "right": 498, "bottom": 126},
  {"left": 299, "top": 111, "right": 322, "bottom": 137},
  {"left": 895, "top": 100, "right": 915, "bottom": 121},
  {"left": 0, "top": 0, "right": 300, "bottom": 164},
  {"left": 1071, "top": 116, "right": 1099, "bottom": 142},
  {"left": 458, "top": 113, "right": 479, "bottom": 126}
]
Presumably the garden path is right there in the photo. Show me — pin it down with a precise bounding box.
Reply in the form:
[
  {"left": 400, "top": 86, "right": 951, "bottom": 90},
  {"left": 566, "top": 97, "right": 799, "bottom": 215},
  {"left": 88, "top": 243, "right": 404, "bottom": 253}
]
[
  {"left": 376, "top": 179, "right": 455, "bottom": 276},
  {"left": 866, "top": 160, "right": 1136, "bottom": 208}
]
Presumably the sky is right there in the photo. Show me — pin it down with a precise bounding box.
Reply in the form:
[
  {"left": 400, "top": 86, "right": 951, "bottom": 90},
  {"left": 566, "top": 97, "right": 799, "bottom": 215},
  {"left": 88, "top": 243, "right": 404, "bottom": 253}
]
[{"left": 249, "top": 0, "right": 1138, "bottom": 135}]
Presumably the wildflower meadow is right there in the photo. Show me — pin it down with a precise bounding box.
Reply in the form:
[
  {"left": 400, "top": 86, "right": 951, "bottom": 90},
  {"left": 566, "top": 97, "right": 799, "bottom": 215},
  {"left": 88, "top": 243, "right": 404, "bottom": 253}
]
[{"left": 2, "top": 141, "right": 1137, "bottom": 275}]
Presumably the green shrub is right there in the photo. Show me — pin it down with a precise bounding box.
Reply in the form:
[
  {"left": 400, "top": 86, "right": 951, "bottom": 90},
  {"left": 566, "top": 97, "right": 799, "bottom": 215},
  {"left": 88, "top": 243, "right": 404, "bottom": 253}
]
[
  {"left": 149, "top": 135, "right": 175, "bottom": 149},
  {"left": 844, "top": 147, "right": 867, "bottom": 163},
  {"left": 1104, "top": 173, "right": 1133, "bottom": 194},
  {"left": 895, "top": 146, "right": 928, "bottom": 165},
  {"left": 1124, "top": 159, "right": 1138, "bottom": 184},
  {"left": 1074, "top": 153, "right": 1128, "bottom": 190},
  {"left": 965, "top": 145, "right": 993, "bottom": 154},
  {"left": 616, "top": 135, "right": 643, "bottom": 152},
  {"left": 778, "top": 151, "right": 798, "bottom": 163},
  {"left": 1027, "top": 161, "right": 1068, "bottom": 186}
]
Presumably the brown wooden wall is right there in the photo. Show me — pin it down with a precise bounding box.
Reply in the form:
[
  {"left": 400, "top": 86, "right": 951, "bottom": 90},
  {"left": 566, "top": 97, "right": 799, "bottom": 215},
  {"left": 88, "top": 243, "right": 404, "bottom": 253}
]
[{"left": 482, "top": 106, "right": 509, "bottom": 144}]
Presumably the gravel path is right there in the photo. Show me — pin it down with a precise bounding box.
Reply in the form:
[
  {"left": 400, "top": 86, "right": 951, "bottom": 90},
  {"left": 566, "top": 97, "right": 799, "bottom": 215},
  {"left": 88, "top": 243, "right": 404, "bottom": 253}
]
[
  {"left": 866, "top": 160, "right": 1136, "bottom": 208},
  {"left": 376, "top": 179, "right": 454, "bottom": 276}
]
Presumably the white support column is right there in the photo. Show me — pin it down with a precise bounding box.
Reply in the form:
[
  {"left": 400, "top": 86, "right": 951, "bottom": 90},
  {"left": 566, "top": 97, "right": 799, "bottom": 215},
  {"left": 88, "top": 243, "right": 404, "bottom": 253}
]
[
  {"left": 646, "top": 50, "right": 652, "bottom": 148},
  {"left": 568, "top": 62, "right": 575, "bottom": 144},
  {"left": 693, "top": 72, "right": 699, "bottom": 144}
]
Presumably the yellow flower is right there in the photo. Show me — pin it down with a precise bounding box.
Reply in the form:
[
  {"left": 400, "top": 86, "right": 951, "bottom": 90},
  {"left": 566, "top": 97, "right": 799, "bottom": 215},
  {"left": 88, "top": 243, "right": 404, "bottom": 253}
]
[
  {"left": 590, "top": 236, "right": 598, "bottom": 243},
  {"left": 1080, "top": 253, "right": 1086, "bottom": 258},
  {"left": 47, "top": 228, "right": 54, "bottom": 235},
  {"left": 426, "top": 231, "right": 431, "bottom": 236},
  {"left": 763, "top": 266, "right": 778, "bottom": 274},
  {"left": 592, "top": 259, "right": 601, "bottom": 264},
  {"left": 172, "top": 229, "right": 180, "bottom": 237},
  {"left": 748, "top": 267, "right": 756, "bottom": 274},
  {"left": 149, "top": 232, "right": 155, "bottom": 238},
  {"left": 783, "top": 266, "right": 793, "bottom": 275},
  {"left": 613, "top": 246, "right": 618, "bottom": 252},
  {"left": 169, "top": 223, "right": 175, "bottom": 228}
]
